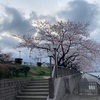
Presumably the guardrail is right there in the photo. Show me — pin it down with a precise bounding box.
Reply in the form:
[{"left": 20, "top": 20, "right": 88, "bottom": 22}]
[
  {"left": 49, "top": 66, "right": 80, "bottom": 99},
  {"left": 78, "top": 81, "right": 99, "bottom": 95}
]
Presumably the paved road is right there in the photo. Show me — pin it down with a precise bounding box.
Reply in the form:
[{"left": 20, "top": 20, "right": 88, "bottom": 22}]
[{"left": 63, "top": 73, "right": 100, "bottom": 100}]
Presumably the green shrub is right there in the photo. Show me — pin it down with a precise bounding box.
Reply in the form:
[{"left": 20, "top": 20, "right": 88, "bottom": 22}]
[
  {"left": 9, "top": 66, "right": 20, "bottom": 76},
  {"left": 4, "top": 69, "right": 11, "bottom": 78},
  {"left": 9, "top": 66, "right": 16, "bottom": 76},
  {"left": 19, "top": 66, "right": 30, "bottom": 76}
]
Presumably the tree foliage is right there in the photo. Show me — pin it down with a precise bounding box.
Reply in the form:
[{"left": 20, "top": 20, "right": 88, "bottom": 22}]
[{"left": 17, "top": 21, "right": 100, "bottom": 70}]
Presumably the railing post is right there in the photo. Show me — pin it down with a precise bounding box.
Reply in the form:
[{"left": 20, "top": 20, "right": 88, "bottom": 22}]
[
  {"left": 49, "top": 78, "right": 54, "bottom": 99},
  {"left": 54, "top": 48, "right": 58, "bottom": 78}
]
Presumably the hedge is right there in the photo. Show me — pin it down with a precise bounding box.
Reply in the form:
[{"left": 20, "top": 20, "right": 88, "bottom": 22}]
[{"left": 0, "top": 64, "right": 30, "bottom": 79}]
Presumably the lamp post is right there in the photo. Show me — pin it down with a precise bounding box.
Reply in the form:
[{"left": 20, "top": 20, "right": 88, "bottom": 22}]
[
  {"left": 48, "top": 51, "right": 54, "bottom": 99},
  {"left": 19, "top": 50, "right": 21, "bottom": 58},
  {"left": 48, "top": 51, "right": 53, "bottom": 78},
  {"left": 52, "top": 44, "right": 58, "bottom": 78},
  {"left": 48, "top": 45, "right": 58, "bottom": 99}
]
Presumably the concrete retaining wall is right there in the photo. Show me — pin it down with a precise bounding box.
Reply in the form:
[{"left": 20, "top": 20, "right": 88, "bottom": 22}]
[
  {"left": 47, "top": 73, "right": 82, "bottom": 100},
  {"left": 0, "top": 78, "right": 30, "bottom": 100}
]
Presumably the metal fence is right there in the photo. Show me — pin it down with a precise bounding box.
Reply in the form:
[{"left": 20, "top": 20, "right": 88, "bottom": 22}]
[
  {"left": 57, "top": 66, "right": 80, "bottom": 77},
  {"left": 78, "top": 82, "right": 99, "bottom": 95}
]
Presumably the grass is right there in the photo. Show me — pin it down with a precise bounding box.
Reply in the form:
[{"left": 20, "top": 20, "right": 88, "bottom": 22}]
[{"left": 29, "top": 66, "right": 50, "bottom": 79}]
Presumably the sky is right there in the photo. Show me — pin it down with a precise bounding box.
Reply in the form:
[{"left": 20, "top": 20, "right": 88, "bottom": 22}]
[{"left": 0, "top": 0, "right": 100, "bottom": 63}]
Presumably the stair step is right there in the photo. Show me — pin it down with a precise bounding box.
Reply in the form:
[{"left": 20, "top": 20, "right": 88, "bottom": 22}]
[
  {"left": 16, "top": 95, "right": 47, "bottom": 100},
  {"left": 25, "top": 86, "right": 49, "bottom": 89},
  {"left": 19, "top": 92, "right": 49, "bottom": 96},
  {"left": 29, "top": 81, "right": 48, "bottom": 83},
  {"left": 16, "top": 79, "right": 49, "bottom": 100},
  {"left": 31, "top": 79, "right": 48, "bottom": 81},
  {"left": 22, "top": 89, "right": 49, "bottom": 92},
  {"left": 27, "top": 83, "right": 49, "bottom": 86}
]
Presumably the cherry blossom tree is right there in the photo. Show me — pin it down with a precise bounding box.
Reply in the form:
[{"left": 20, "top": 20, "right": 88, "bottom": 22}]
[{"left": 16, "top": 21, "right": 100, "bottom": 70}]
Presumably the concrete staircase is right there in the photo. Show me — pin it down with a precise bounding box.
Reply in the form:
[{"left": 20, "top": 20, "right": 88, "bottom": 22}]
[{"left": 16, "top": 79, "right": 49, "bottom": 100}]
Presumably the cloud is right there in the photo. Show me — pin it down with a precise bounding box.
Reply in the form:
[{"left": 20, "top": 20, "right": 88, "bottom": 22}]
[
  {"left": 57, "top": 0, "right": 100, "bottom": 39},
  {"left": 29, "top": 11, "right": 57, "bottom": 23},
  {"left": 90, "top": 27, "right": 100, "bottom": 43},
  {"left": 39, "top": 15, "right": 57, "bottom": 23},
  {"left": 0, "top": 35, "right": 18, "bottom": 48},
  {"left": 58, "top": 0, "right": 98, "bottom": 24},
  {"left": 30, "top": 11, "right": 38, "bottom": 20},
  {"left": 0, "top": 6, "right": 36, "bottom": 35}
]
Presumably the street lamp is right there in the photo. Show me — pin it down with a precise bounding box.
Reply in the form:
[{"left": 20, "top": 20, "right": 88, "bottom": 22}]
[
  {"left": 52, "top": 44, "right": 58, "bottom": 78},
  {"left": 19, "top": 51, "right": 21, "bottom": 58},
  {"left": 48, "top": 51, "right": 53, "bottom": 78}
]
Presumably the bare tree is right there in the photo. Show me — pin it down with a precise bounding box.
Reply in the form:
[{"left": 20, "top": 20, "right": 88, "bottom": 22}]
[
  {"left": 0, "top": 49, "right": 13, "bottom": 62},
  {"left": 16, "top": 21, "right": 100, "bottom": 70}
]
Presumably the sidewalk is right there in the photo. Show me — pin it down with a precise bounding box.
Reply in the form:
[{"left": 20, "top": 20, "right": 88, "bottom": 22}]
[
  {"left": 63, "top": 74, "right": 100, "bottom": 100},
  {"left": 63, "top": 94, "right": 100, "bottom": 100}
]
